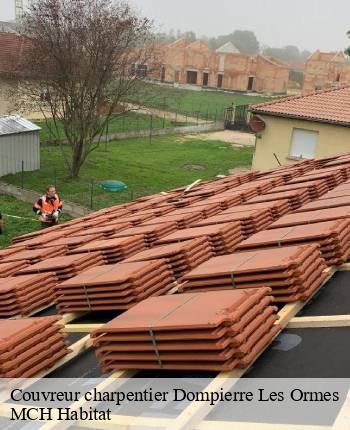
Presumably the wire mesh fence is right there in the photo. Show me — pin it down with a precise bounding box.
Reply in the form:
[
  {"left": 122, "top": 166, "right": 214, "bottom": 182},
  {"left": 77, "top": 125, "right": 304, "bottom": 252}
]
[
  {"left": 37, "top": 109, "right": 220, "bottom": 145},
  {"left": 0, "top": 155, "right": 158, "bottom": 211}
]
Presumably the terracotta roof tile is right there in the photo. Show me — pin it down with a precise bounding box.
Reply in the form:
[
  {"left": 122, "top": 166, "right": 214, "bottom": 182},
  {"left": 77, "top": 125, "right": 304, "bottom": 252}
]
[{"left": 251, "top": 86, "right": 350, "bottom": 126}]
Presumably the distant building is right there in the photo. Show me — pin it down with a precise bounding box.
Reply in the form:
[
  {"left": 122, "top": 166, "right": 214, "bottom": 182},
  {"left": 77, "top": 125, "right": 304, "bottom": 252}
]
[
  {"left": 303, "top": 50, "right": 350, "bottom": 93},
  {"left": 155, "top": 39, "right": 290, "bottom": 95},
  {"left": 250, "top": 86, "right": 350, "bottom": 170},
  {"left": 0, "top": 115, "right": 41, "bottom": 177},
  {"left": 0, "top": 32, "right": 29, "bottom": 115}
]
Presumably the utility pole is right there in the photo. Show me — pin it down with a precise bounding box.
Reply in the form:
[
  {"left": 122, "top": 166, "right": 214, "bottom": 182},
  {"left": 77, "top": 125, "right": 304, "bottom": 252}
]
[{"left": 15, "top": 0, "right": 24, "bottom": 23}]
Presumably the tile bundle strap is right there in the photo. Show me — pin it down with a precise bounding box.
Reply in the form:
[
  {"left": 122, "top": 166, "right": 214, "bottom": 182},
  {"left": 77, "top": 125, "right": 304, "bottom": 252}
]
[
  {"left": 147, "top": 294, "right": 198, "bottom": 366},
  {"left": 82, "top": 284, "right": 92, "bottom": 310},
  {"left": 148, "top": 329, "right": 163, "bottom": 368}
]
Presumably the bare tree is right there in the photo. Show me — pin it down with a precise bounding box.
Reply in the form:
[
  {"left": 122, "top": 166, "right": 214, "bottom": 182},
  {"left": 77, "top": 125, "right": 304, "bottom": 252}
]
[{"left": 12, "top": 0, "right": 156, "bottom": 178}]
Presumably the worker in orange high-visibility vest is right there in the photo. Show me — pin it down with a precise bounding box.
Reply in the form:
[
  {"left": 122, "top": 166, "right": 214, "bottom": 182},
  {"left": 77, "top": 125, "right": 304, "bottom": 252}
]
[{"left": 33, "top": 185, "right": 63, "bottom": 228}]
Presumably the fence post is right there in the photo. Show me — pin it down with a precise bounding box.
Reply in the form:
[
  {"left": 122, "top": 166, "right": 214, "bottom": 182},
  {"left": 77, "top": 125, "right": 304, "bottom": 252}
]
[
  {"left": 215, "top": 106, "right": 218, "bottom": 123},
  {"left": 149, "top": 115, "right": 153, "bottom": 145},
  {"left": 90, "top": 179, "right": 94, "bottom": 209},
  {"left": 163, "top": 113, "right": 165, "bottom": 128},
  {"left": 21, "top": 160, "right": 24, "bottom": 189},
  {"left": 54, "top": 167, "right": 57, "bottom": 188},
  {"left": 105, "top": 119, "right": 109, "bottom": 151},
  {"left": 196, "top": 112, "right": 199, "bottom": 125},
  {"left": 175, "top": 112, "right": 178, "bottom": 126}
]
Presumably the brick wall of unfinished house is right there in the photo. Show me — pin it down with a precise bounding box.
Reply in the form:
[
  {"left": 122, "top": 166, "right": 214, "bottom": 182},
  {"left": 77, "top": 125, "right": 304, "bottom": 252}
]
[
  {"left": 303, "top": 57, "right": 350, "bottom": 93},
  {"left": 253, "top": 57, "right": 289, "bottom": 94},
  {"left": 220, "top": 53, "right": 254, "bottom": 92},
  {"left": 154, "top": 40, "right": 290, "bottom": 94},
  {"left": 183, "top": 47, "right": 218, "bottom": 86}
]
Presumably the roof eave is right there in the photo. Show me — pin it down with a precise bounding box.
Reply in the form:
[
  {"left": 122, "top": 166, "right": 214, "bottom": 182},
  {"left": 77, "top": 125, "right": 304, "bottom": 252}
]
[{"left": 249, "top": 110, "right": 350, "bottom": 128}]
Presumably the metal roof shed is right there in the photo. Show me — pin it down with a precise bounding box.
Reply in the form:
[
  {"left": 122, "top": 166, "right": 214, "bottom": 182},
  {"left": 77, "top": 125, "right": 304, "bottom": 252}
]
[{"left": 0, "top": 115, "right": 41, "bottom": 177}]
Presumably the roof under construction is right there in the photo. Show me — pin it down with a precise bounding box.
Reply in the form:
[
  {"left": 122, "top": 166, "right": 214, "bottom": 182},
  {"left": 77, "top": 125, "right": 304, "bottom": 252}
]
[{"left": 1, "top": 152, "right": 350, "bottom": 385}]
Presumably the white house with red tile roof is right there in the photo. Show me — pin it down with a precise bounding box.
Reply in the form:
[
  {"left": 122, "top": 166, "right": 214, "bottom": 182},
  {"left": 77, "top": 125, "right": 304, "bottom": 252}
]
[{"left": 249, "top": 86, "right": 350, "bottom": 170}]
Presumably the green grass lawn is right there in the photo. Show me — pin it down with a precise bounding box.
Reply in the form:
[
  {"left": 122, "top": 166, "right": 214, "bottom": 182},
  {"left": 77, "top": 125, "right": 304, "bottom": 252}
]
[
  {"left": 126, "top": 82, "right": 274, "bottom": 120},
  {"left": 0, "top": 194, "right": 71, "bottom": 247},
  {"left": 3, "top": 134, "right": 254, "bottom": 210},
  {"left": 35, "top": 111, "right": 185, "bottom": 142}
]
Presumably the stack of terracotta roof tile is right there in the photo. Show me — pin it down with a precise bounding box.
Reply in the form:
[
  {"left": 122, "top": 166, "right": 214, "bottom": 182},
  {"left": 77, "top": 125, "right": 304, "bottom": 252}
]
[
  {"left": 241, "top": 178, "right": 283, "bottom": 193},
  {"left": 124, "top": 237, "right": 214, "bottom": 279},
  {"left": 183, "top": 184, "right": 228, "bottom": 199},
  {"left": 10, "top": 231, "right": 64, "bottom": 250},
  {"left": 0, "top": 261, "right": 28, "bottom": 277},
  {"left": 69, "top": 236, "right": 146, "bottom": 264},
  {"left": 295, "top": 196, "right": 350, "bottom": 212},
  {"left": 229, "top": 185, "right": 260, "bottom": 202},
  {"left": 180, "top": 245, "right": 327, "bottom": 302},
  {"left": 0, "top": 317, "right": 69, "bottom": 377},
  {"left": 61, "top": 218, "right": 106, "bottom": 232},
  {"left": 141, "top": 211, "right": 204, "bottom": 229},
  {"left": 170, "top": 202, "right": 222, "bottom": 218},
  {"left": 318, "top": 182, "right": 350, "bottom": 199},
  {"left": 131, "top": 206, "right": 173, "bottom": 217},
  {"left": 83, "top": 206, "right": 130, "bottom": 218},
  {"left": 194, "top": 209, "right": 273, "bottom": 238},
  {"left": 205, "top": 192, "right": 242, "bottom": 209},
  {"left": 106, "top": 213, "right": 155, "bottom": 227},
  {"left": 11, "top": 228, "right": 56, "bottom": 244},
  {"left": 254, "top": 166, "right": 303, "bottom": 183},
  {"left": 127, "top": 195, "right": 174, "bottom": 211},
  {"left": 70, "top": 222, "right": 132, "bottom": 239},
  {"left": 315, "top": 166, "right": 350, "bottom": 181},
  {"left": 216, "top": 175, "right": 241, "bottom": 187},
  {"left": 167, "top": 195, "right": 203, "bottom": 208},
  {"left": 111, "top": 222, "right": 178, "bottom": 247},
  {"left": 236, "top": 171, "right": 257, "bottom": 183},
  {"left": 17, "top": 252, "right": 105, "bottom": 281},
  {"left": 156, "top": 222, "right": 243, "bottom": 255},
  {"left": 323, "top": 157, "right": 350, "bottom": 169},
  {"left": 266, "top": 179, "right": 329, "bottom": 200},
  {"left": 91, "top": 289, "right": 281, "bottom": 372},
  {"left": 0, "top": 246, "right": 66, "bottom": 265},
  {"left": 223, "top": 200, "right": 290, "bottom": 220},
  {"left": 287, "top": 170, "right": 344, "bottom": 189},
  {"left": 246, "top": 189, "right": 311, "bottom": 210},
  {"left": 54, "top": 260, "right": 175, "bottom": 312},
  {"left": 0, "top": 273, "right": 58, "bottom": 317},
  {"left": 0, "top": 246, "right": 25, "bottom": 261},
  {"left": 39, "top": 233, "right": 104, "bottom": 251},
  {"left": 253, "top": 175, "right": 286, "bottom": 187},
  {"left": 268, "top": 207, "right": 350, "bottom": 229},
  {"left": 315, "top": 156, "right": 339, "bottom": 169},
  {"left": 236, "top": 219, "right": 350, "bottom": 266},
  {"left": 11, "top": 222, "right": 82, "bottom": 244}
]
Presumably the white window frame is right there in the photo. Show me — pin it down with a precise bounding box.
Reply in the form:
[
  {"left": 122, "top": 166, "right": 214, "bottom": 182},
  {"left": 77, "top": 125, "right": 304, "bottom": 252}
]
[{"left": 289, "top": 128, "right": 319, "bottom": 160}]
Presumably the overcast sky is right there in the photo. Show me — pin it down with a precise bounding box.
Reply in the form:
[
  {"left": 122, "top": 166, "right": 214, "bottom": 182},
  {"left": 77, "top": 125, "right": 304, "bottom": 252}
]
[{"left": 1, "top": 0, "right": 350, "bottom": 52}]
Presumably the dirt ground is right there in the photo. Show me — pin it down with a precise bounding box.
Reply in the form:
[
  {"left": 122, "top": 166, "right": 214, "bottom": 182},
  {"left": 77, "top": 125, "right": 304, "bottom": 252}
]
[{"left": 185, "top": 130, "right": 256, "bottom": 147}]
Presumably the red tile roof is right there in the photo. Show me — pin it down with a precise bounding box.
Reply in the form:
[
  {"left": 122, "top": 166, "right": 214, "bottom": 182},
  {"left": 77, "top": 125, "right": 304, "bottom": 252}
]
[{"left": 251, "top": 86, "right": 350, "bottom": 126}]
